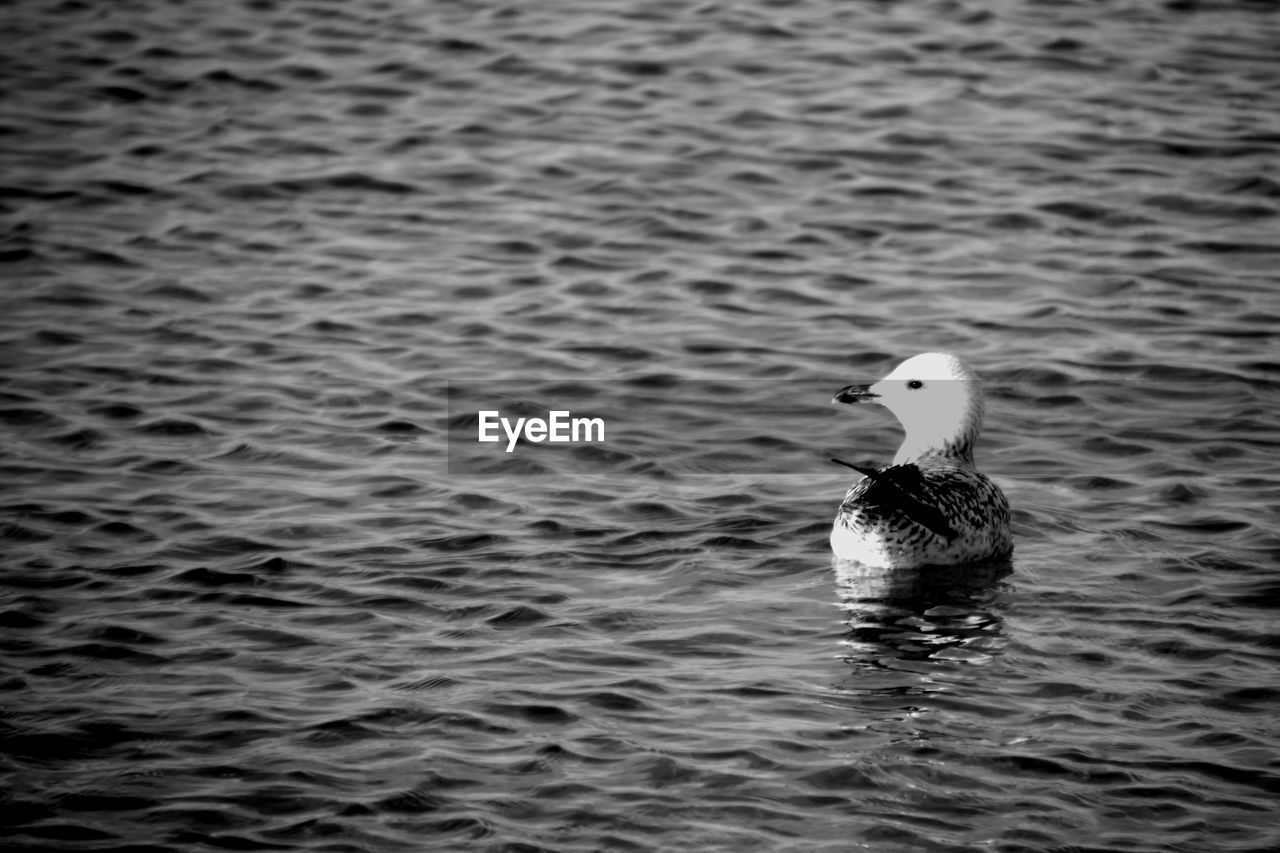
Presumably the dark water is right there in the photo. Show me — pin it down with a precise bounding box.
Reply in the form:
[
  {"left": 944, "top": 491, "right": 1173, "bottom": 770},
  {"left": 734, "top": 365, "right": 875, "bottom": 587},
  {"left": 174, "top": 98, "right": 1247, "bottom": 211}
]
[{"left": 3, "top": 0, "right": 1280, "bottom": 850}]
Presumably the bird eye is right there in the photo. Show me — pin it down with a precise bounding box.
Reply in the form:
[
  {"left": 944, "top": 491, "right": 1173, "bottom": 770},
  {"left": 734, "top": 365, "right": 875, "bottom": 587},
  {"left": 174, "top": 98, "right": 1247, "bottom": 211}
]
[{"left": 906, "top": 380, "right": 924, "bottom": 390}]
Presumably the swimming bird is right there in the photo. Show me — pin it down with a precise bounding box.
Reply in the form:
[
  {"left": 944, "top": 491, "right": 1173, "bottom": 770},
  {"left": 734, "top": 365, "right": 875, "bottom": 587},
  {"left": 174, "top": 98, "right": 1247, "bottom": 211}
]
[{"left": 830, "top": 352, "right": 1012, "bottom": 568}]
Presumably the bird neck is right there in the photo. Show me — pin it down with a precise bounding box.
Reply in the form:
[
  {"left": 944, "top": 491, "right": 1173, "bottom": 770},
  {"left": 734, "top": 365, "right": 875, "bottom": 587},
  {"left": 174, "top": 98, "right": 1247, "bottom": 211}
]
[
  {"left": 891, "top": 397, "right": 982, "bottom": 467},
  {"left": 893, "top": 435, "right": 976, "bottom": 467}
]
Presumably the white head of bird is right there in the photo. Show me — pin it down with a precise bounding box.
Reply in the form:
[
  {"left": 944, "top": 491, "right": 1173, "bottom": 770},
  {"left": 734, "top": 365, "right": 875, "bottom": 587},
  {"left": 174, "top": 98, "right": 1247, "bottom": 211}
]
[{"left": 833, "top": 352, "right": 985, "bottom": 466}]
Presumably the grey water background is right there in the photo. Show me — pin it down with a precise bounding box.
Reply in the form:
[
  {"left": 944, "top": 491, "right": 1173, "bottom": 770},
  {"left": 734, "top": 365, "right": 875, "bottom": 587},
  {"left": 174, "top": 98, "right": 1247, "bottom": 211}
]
[{"left": 2, "top": 0, "right": 1279, "bottom": 850}]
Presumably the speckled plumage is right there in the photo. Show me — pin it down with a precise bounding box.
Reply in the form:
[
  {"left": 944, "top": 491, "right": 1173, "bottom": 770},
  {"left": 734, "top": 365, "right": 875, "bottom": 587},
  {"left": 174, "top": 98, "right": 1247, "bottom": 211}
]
[{"left": 830, "top": 353, "right": 1012, "bottom": 568}]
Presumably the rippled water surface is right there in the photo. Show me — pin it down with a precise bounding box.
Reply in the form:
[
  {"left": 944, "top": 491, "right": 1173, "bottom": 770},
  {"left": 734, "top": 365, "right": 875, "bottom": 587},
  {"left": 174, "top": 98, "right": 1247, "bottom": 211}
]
[{"left": 3, "top": 1, "right": 1280, "bottom": 850}]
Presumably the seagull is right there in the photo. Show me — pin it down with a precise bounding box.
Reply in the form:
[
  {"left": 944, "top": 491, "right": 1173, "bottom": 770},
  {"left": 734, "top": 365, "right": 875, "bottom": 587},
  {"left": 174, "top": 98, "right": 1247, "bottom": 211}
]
[{"left": 830, "top": 352, "right": 1012, "bottom": 568}]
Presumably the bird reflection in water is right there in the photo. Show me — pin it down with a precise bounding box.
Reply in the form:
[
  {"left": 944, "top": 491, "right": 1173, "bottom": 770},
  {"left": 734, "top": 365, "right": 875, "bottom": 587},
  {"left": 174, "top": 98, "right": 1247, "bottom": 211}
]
[{"left": 834, "top": 557, "right": 1013, "bottom": 671}]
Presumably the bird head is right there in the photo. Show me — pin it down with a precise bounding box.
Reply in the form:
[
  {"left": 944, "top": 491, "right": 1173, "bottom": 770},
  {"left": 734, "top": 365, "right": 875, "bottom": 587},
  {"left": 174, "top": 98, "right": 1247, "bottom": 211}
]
[{"left": 833, "top": 352, "right": 984, "bottom": 465}]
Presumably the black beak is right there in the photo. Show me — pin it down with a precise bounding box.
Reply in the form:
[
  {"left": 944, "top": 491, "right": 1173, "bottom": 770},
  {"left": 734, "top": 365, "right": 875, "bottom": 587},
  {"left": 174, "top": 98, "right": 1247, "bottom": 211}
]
[{"left": 832, "top": 384, "right": 878, "bottom": 405}]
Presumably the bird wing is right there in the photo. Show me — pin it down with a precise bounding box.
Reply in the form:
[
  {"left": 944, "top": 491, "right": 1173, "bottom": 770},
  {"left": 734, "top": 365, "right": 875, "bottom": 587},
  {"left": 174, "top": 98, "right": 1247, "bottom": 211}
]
[{"left": 837, "top": 462, "right": 958, "bottom": 541}]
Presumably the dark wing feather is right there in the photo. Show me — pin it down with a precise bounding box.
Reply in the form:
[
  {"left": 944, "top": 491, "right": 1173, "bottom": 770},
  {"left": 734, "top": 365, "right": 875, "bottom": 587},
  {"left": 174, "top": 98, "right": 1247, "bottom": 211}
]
[{"left": 834, "top": 460, "right": 959, "bottom": 541}]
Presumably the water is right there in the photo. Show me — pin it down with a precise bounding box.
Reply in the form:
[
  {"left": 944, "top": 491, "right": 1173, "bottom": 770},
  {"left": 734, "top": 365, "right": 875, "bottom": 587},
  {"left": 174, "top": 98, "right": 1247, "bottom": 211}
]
[{"left": 2, "top": 0, "right": 1279, "bottom": 850}]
